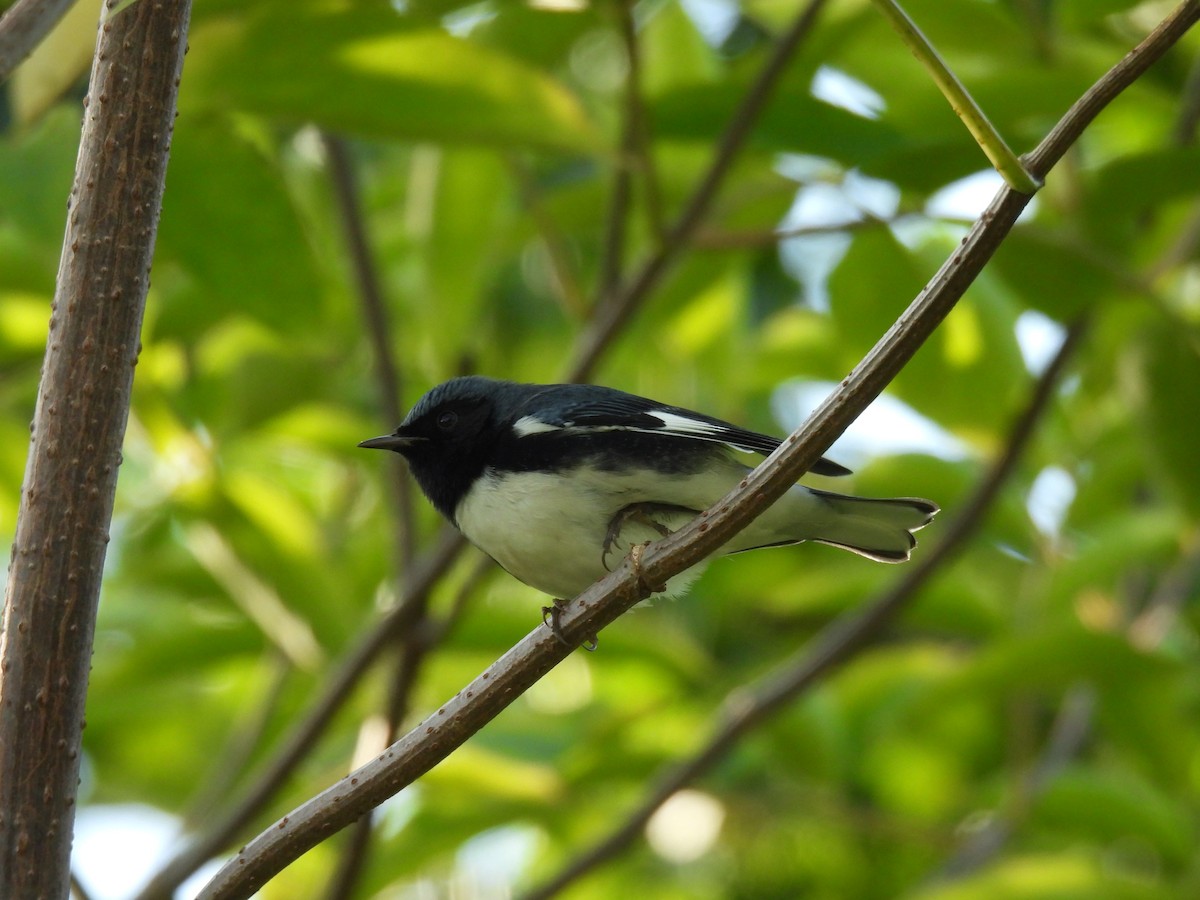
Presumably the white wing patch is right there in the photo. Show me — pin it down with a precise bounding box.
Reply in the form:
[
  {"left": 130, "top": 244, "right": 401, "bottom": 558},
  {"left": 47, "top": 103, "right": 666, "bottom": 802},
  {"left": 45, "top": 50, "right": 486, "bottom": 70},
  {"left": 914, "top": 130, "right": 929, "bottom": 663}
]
[
  {"left": 513, "top": 415, "right": 562, "bottom": 437},
  {"left": 652, "top": 411, "right": 727, "bottom": 439}
]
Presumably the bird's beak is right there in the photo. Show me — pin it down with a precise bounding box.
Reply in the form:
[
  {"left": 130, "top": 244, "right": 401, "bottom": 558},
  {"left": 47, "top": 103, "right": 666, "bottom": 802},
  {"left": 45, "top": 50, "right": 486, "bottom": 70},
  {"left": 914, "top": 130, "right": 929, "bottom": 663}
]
[{"left": 358, "top": 433, "right": 422, "bottom": 451}]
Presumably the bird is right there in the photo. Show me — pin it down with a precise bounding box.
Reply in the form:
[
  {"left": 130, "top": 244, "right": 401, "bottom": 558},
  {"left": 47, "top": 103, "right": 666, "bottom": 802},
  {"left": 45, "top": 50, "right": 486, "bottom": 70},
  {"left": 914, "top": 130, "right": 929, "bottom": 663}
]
[{"left": 359, "top": 376, "right": 939, "bottom": 615}]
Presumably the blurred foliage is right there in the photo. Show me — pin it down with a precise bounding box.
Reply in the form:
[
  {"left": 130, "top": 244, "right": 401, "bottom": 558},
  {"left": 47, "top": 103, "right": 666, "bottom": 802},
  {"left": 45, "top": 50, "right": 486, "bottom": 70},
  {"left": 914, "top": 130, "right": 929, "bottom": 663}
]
[{"left": 3, "top": 0, "right": 1200, "bottom": 898}]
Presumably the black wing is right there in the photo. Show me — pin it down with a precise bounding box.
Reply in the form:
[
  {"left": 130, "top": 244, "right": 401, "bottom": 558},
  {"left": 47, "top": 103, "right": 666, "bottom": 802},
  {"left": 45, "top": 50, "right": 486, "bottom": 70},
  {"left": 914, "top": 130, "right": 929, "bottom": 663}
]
[{"left": 518, "top": 386, "right": 851, "bottom": 477}]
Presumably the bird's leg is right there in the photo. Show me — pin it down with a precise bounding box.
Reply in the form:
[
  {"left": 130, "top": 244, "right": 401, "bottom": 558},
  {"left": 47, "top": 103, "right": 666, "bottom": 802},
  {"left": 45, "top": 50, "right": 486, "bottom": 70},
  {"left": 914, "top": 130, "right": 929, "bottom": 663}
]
[
  {"left": 541, "top": 599, "right": 570, "bottom": 644},
  {"left": 604, "top": 502, "right": 688, "bottom": 594},
  {"left": 541, "top": 599, "right": 598, "bottom": 651}
]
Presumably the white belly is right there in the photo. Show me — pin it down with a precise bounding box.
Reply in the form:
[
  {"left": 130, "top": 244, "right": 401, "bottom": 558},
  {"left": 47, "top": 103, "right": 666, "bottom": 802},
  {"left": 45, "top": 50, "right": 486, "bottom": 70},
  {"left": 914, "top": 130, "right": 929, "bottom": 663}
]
[{"left": 454, "top": 466, "right": 724, "bottom": 598}]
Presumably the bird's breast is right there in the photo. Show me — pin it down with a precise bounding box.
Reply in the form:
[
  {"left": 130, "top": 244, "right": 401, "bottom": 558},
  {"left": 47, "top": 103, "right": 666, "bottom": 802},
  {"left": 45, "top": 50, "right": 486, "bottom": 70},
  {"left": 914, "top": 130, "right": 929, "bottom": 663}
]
[{"left": 454, "top": 467, "right": 630, "bottom": 597}]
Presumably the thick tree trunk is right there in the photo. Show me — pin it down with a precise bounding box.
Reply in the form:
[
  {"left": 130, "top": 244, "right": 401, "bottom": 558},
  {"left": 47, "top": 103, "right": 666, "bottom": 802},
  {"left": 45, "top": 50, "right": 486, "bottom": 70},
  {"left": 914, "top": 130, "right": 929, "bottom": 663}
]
[{"left": 0, "top": 1, "right": 192, "bottom": 895}]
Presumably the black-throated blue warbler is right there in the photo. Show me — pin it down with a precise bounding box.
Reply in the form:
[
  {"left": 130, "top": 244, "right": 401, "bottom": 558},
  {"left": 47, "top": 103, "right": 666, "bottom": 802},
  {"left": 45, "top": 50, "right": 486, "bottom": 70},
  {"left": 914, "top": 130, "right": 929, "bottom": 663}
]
[{"left": 360, "top": 377, "right": 938, "bottom": 609}]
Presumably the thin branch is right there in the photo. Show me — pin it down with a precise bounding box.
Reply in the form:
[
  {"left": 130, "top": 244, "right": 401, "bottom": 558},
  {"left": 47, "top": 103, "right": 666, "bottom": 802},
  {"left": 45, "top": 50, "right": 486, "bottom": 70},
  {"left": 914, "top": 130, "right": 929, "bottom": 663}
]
[
  {"left": 567, "top": 0, "right": 831, "bottom": 382},
  {"left": 426, "top": 555, "right": 496, "bottom": 647},
  {"left": 617, "top": 0, "right": 666, "bottom": 245},
  {"left": 869, "top": 0, "right": 1040, "bottom": 192},
  {"left": 1145, "top": 202, "right": 1200, "bottom": 282},
  {"left": 1129, "top": 542, "right": 1200, "bottom": 650},
  {"left": 1023, "top": 1, "right": 1199, "bottom": 179},
  {"left": 1148, "top": 47, "right": 1200, "bottom": 278},
  {"left": 595, "top": 0, "right": 643, "bottom": 302},
  {"left": 323, "top": 133, "right": 416, "bottom": 570},
  {"left": 1171, "top": 45, "right": 1200, "bottom": 145},
  {"left": 0, "top": 1, "right": 192, "bottom": 896},
  {"left": 522, "top": 317, "right": 1090, "bottom": 900},
  {"left": 321, "top": 134, "right": 423, "bottom": 896},
  {"left": 322, "top": 649, "right": 412, "bottom": 900},
  {"left": 0, "top": 0, "right": 76, "bottom": 83}
]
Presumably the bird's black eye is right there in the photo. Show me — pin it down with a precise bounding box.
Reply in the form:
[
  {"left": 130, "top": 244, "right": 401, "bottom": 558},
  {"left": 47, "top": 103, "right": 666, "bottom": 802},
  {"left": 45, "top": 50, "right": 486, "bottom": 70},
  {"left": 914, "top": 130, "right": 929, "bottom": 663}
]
[{"left": 436, "top": 411, "right": 458, "bottom": 431}]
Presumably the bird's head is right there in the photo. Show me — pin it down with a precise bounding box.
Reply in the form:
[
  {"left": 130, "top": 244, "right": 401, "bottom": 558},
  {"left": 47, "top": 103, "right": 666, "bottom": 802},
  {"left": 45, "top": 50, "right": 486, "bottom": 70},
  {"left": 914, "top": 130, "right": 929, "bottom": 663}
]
[{"left": 359, "top": 376, "right": 515, "bottom": 520}]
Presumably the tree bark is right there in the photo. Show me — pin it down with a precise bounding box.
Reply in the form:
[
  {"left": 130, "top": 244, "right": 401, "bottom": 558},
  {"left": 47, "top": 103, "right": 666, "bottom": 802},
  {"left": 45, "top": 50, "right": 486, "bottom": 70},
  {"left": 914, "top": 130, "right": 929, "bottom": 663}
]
[{"left": 0, "top": 1, "right": 192, "bottom": 896}]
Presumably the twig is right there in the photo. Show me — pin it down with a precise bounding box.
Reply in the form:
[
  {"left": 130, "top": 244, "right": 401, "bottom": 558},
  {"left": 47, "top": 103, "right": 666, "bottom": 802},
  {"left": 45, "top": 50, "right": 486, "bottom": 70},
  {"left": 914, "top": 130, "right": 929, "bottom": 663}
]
[
  {"left": 595, "top": 0, "right": 643, "bottom": 302},
  {"left": 0, "top": 1, "right": 192, "bottom": 896},
  {"left": 0, "top": 0, "right": 76, "bottom": 83},
  {"left": 320, "top": 133, "right": 422, "bottom": 895},
  {"left": 1171, "top": 46, "right": 1200, "bottom": 145},
  {"left": 521, "top": 317, "right": 1089, "bottom": 900},
  {"left": 1148, "top": 48, "right": 1200, "bottom": 279},
  {"left": 869, "top": 0, "right": 1040, "bottom": 192},
  {"left": 1129, "top": 541, "right": 1200, "bottom": 651},
  {"left": 322, "top": 649, "right": 413, "bottom": 900},
  {"left": 1022, "top": 2, "right": 1199, "bottom": 179},
  {"left": 568, "top": 0, "right": 832, "bottom": 382},
  {"left": 323, "top": 133, "right": 416, "bottom": 570},
  {"left": 616, "top": 0, "right": 665, "bottom": 245}
]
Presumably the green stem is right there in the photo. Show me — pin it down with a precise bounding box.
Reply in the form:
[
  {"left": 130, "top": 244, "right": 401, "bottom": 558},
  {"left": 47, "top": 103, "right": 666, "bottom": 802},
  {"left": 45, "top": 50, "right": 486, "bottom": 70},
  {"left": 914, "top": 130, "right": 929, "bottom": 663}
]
[{"left": 871, "top": 0, "right": 1042, "bottom": 193}]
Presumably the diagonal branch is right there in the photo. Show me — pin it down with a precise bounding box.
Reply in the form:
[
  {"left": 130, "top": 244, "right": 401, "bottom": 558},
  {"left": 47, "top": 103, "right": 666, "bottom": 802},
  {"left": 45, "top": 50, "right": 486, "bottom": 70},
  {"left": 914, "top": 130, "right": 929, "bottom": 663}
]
[
  {"left": 869, "top": 0, "right": 1039, "bottom": 191},
  {"left": 521, "top": 317, "right": 1089, "bottom": 900},
  {"left": 194, "top": 5, "right": 1198, "bottom": 896},
  {"left": 595, "top": 0, "right": 646, "bottom": 303}
]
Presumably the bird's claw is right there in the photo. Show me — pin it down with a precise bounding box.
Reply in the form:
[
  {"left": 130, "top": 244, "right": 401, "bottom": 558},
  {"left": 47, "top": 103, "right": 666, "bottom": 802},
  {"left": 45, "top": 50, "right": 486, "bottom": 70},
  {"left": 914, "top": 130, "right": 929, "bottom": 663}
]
[
  {"left": 628, "top": 541, "right": 667, "bottom": 594},
  {"left": 541, "top": 598, "right": 598, "bottom": 651},
  {"left": 602, "top": 502, "right": 684, "bottom": 572}
]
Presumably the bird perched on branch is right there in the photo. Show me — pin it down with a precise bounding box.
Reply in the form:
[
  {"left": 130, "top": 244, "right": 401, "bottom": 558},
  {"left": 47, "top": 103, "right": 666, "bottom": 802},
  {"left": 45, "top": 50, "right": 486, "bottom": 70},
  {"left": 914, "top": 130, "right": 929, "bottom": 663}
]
[{"left": 360, "top": 376, "right": 937, "bottom": 628}]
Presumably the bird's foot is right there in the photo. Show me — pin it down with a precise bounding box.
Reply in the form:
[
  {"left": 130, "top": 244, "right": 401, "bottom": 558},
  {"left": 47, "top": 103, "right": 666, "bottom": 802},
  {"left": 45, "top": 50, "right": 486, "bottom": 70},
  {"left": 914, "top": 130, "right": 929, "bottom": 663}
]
[
  {"left": 628, "top": 541, "right": 667, "bottom": 595},
  {"left": 541, "top": 598, "right": 598, "bottom": 651},
  {"left": 602, "top": 502, "right": 688, "bottom": 572}
]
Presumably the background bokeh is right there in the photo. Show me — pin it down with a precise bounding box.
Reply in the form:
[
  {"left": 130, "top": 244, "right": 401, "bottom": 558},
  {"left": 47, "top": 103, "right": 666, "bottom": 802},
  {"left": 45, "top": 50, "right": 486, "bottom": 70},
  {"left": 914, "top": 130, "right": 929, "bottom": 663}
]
[{"left": 3, "top": 1, "right": 1200, "bottom": 897}]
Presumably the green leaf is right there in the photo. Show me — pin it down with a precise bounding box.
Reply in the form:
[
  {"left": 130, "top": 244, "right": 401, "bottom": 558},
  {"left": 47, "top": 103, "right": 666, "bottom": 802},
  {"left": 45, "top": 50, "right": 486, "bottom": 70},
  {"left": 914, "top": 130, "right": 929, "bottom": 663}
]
[
  {"left": 1136, "top": 322, "right": 1200, "bottom": 517},
  {"left": 1035, "top": 766, "right": 1195, "bottom": 865},
  {"left": 154, "top": 117, "right": 322, "bottom": 336},
  {"left": 990, "top": 229, "right": 1117, "bottom": 320},
  {"left": 652, "top": 86, "right": 905, "bottom": 165},
  {"left": 186, "top": 10, "right": 600, "bottom": 152}
]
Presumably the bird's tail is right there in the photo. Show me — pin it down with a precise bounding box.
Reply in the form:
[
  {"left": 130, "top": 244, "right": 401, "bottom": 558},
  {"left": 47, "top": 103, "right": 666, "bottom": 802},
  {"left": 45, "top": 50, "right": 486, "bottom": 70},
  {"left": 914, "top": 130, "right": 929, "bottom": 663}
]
[{"left": 804, "top": 489, "right": 939, "bottom": 562}]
